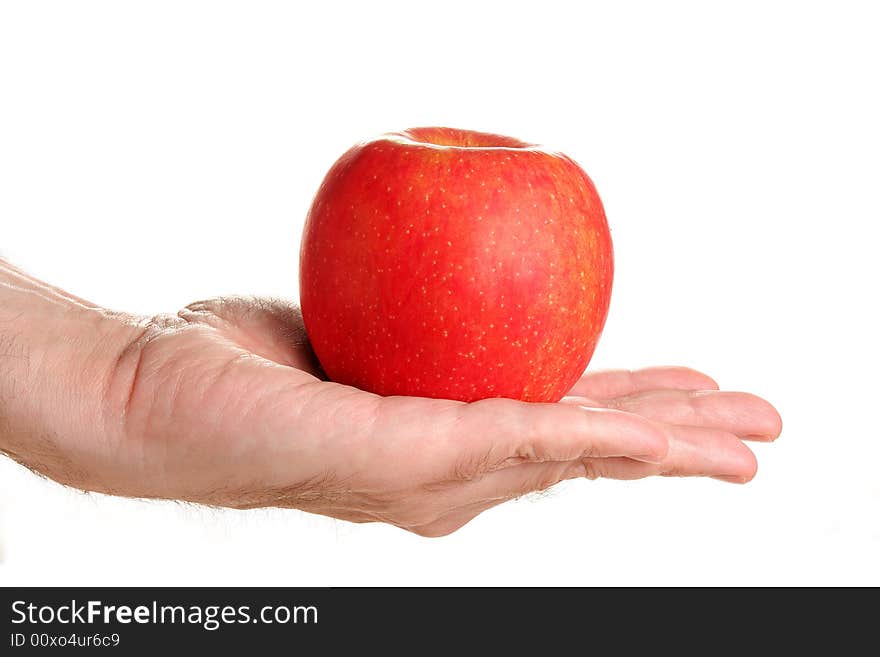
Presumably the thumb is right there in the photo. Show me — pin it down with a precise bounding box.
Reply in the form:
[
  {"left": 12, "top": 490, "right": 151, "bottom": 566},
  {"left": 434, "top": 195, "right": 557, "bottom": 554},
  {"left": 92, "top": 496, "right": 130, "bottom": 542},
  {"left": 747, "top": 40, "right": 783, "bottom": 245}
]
[{"left": 178, "top": 296, "right": 323, "bottom": 375}]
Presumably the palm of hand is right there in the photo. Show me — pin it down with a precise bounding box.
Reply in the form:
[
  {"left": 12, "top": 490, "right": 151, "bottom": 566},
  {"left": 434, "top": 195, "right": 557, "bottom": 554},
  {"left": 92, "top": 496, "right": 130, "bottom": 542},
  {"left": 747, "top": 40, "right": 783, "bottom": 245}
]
[{"left": 103, "top": 296, "right": 780, "bottom": 537}]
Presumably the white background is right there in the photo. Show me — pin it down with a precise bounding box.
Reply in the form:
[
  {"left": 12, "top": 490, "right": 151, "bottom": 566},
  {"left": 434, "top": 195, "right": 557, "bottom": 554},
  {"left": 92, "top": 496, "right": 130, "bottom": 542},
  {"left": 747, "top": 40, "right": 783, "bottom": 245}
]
[{"left": 1, "top": 1, "right": 878, "bottom": 585}]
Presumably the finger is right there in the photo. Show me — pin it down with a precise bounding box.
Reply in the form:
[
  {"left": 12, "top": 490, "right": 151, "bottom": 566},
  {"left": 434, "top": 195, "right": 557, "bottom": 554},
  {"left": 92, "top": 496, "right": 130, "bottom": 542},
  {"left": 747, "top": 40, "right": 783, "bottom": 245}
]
[
  {"left": 360, "top": 396, "right": 671, "bottom": 494},
  {"left": 577, "top": 425, "right": 758, "bottom": 482},
  {"left": 400, "top": 424, "right": 761, "bottom": 536},
  {"left": 178, "top": 296, "right": 324, "bottom": 375},
  {"left": 418, "top": 424, "right": 759, "bottom": 533},
  {"left": 661, "top": 424, "right": 759, "bottom": 480},
  {"left": 434, "top": 397, "right": 672, "bottom": 470},
  {"left": 384, "top": 422, "right": 760, "bottom": 536},
  {"left": 567, "top": 366, "right": 719, "bottom": 400},
  {"left": 608, "top": 390, "right": 783, "bottom": 440},
  {"left": 579, "top": 426, "right": 758, "bottom": 480}
]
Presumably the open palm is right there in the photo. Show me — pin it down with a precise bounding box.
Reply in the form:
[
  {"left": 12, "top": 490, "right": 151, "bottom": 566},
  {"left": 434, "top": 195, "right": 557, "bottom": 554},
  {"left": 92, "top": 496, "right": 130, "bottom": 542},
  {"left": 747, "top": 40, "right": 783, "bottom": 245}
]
[{"left": 100, "top": 296, "right": 781, "bottom": 537}]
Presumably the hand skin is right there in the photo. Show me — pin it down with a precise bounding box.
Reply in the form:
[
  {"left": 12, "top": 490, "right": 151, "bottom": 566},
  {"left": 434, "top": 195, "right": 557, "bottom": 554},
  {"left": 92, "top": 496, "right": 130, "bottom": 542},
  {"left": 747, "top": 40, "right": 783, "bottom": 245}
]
[{"left": 0, "top": 260, "right": 782, "bottom": 537}]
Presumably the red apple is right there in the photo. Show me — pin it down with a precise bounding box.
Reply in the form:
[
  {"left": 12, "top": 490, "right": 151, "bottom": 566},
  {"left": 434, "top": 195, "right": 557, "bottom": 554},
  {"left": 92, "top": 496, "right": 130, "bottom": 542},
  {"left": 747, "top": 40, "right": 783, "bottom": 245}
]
[{"left": 299, "top": 127, "right": 613, "bottom": 402}]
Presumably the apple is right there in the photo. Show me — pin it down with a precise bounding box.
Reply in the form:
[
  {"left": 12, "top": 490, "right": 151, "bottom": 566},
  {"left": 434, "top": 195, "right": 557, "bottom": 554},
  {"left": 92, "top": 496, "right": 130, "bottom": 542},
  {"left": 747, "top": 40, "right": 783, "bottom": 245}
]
[{"left": 299, "top": 127, "right": 613, "bottom": 402}]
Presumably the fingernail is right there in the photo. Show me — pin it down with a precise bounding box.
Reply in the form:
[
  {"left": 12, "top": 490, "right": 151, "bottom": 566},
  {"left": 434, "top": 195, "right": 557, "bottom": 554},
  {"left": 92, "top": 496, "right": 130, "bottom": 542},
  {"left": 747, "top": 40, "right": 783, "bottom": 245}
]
[
  {"left": 713, "top": 475, "right": 751, "bottom": 484},
  {"left": 743, "top": 433, "right": 777, "bottom": 442}
]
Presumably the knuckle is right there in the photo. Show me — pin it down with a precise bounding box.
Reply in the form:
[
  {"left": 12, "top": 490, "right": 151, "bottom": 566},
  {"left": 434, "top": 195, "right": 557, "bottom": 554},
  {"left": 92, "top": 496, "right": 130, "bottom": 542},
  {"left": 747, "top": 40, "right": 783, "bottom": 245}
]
[
  {"left": 514, "top": 443, "right": 540, "bottom": 462},
  {"left": 581, "top": 459, "right": 605, "bottom": 481}
]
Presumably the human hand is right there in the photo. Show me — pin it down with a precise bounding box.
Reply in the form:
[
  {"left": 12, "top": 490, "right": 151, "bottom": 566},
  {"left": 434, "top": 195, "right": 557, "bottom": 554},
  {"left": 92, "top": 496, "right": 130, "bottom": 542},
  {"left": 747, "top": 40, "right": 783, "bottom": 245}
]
[{"left": 0, "top": 266, "right": 781, "bottom": 537}]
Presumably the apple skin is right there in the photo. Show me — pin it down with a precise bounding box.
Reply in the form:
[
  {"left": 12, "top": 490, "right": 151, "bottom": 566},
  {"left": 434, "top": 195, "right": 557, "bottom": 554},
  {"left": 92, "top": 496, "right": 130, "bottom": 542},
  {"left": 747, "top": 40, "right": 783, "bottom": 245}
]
[{"left": 299, "top": 127, "right": 613, "bottom": 402}]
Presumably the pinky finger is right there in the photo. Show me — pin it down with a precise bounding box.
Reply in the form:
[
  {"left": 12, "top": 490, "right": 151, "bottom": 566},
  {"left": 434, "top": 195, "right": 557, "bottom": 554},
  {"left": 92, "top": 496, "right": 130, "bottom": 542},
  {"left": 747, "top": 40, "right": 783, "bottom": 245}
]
[
  {"left": 585, "top": 456, "right": 750, "bottom": 482},
  {"left": 571, "top": 457, "right": 751, "bottom": 482},
  {"left": 572, "top": 458, "right": 659, "bottom": 481},
  {"left": 574, "top": 425, "right": 760, "bottom": 482}
]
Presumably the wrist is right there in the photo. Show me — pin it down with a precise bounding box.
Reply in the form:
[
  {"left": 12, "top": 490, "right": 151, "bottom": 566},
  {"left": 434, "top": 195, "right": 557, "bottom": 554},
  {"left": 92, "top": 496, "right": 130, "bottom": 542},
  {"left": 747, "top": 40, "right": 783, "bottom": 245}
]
[{"left": 0, "top": 260, "right": 141, "bottom": 488}]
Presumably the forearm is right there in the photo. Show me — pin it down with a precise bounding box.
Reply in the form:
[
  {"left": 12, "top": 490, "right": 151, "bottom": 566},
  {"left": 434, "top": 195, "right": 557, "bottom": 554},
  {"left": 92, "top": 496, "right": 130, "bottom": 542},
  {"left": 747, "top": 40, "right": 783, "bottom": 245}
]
[{"left": 0, "top": 259, "right": 134, "bottom": 486}]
